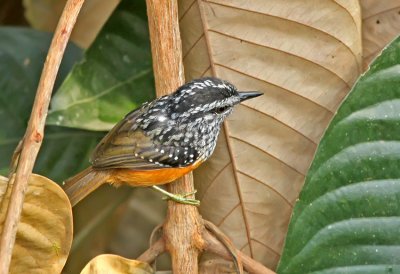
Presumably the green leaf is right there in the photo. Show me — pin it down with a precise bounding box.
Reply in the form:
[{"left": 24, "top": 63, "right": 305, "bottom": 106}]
[
  {"left": 47, "top": 0, "right": 155, "bottom": 131},
  {"left": 277, "top": 37, "right": 400, "bottom": 273},
  {"left": 35, "top": 127, "right": 103, "bottom": 182},
  {"left": 0, "top": 27, "right": 133, "bottom": 274},
  {"left": 0, "top": 27, "right": 102, "bottom": 182}
]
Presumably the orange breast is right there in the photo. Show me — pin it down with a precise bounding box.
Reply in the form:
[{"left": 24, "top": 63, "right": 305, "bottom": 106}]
[{"left": 109, "top": 160, "right": 203, "bottom": 187}]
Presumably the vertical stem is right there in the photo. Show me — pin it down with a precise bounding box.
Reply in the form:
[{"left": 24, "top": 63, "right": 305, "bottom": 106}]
[
  {"left": 146, "top": 0, "right": 185, "bottom": 94},
  {"left": 164, "top": 174, "right": 204, "bottom": 274},
  {"left": 145, "top": 1, "right": 204, "bottom": 273},
  {"left": 0, "top": 0, "right": 84, "bottom": 273}
]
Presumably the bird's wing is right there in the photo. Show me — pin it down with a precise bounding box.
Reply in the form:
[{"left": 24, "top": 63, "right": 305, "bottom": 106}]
[{"left": 91, "top": 106, "right": 199, "bottom": 170}]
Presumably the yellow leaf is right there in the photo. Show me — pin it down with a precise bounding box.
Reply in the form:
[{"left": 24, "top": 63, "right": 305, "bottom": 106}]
[
  {"left": 0, "top": 174, "right": 73, "bottom": 274},
  {"left": 80, "top": 254, "right": 153, "bottom": 274},
  {"left": 361, "top": 0, "right": 400, "bottom": 68},
  {"left": 179, "top": 0, "right": 362, "bottom": 268}
]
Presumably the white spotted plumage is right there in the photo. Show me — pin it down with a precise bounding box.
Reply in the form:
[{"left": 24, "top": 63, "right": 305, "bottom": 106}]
[{"left": 91, "top": 77, "right": 261, "bottom": 169}]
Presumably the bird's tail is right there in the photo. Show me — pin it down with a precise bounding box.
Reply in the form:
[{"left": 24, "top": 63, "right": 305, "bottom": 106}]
[{"left": 63, "top": 166, "right": 109, "bottom": 207}]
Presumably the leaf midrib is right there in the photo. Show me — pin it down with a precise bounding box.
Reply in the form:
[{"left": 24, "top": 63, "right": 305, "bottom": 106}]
[
  {"left": 49, "top": 68, "right": 152, "bottom": 113},
  {"left": 197, "top": 0, "right": 254, "bottom": 257}
]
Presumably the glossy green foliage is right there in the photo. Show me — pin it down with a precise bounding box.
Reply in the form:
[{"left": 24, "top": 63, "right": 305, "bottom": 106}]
[
  {"left": 0, "top": 26, "right": 133, "bottom": 273},
  {"left": 0, "top": 27, "right": 103, "bottom": 182},
  {"left": 278, "top": 37, "right": 400, "bottom": 273},
  {"left": 47, "top": 1, "right": 155, "bottom": 131}
]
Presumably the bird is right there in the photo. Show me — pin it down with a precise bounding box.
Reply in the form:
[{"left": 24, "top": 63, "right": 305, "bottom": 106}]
[{"left": 63, "top": 77, "right": 262, "bottom": 206}]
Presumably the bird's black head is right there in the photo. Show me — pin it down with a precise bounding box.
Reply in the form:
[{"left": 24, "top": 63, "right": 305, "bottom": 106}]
[
  {"left": 170, "top": 77, "right": 262, "bottom": 120},
  {"left": 136, "top": 77, "right": 262, "bottom": 161}
]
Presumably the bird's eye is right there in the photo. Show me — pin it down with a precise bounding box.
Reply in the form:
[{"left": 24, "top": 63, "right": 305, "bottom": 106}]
[{"left": 214, "top": 106, "right": 230, "bottom": 114}]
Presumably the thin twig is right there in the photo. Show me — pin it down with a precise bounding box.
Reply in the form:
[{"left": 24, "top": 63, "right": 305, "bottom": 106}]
[
  {"left": 203, "top": 230, "right": 276, "bottom": 274},
  {"left": 0, "top": 0, "right": 85, "bottom": 273},
  {"left": 147, "top": 223, "right": 164, "bottom": 270},
  {"left": 149, "top": 223, "right": 163, "bottom": 248},
  {"left": 204, "top": 220, "right": 243, "bottom": 274},
  {"left": 137, "top": 237, "right": 166, "bottom": 264}
]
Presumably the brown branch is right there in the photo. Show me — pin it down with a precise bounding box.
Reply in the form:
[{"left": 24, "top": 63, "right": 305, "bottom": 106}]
[
  {"left": 145, "top": 0, "right": 185, "bottom": 95},
  {"left": 149, "top": 223, "right": 163, "bottom": 246},
  {"left": 0, "top": 0, "right": 85, "bottom": 273},
  {"left": 163, "top": 175, "right": 205, "bottom": 274},
  {"left": 145, "top": 1, "right": 205, "bottom": 273},
  {"left": 204, "top": 220, "right": 243, "bottom": 274},
  {"left": 145, "top": 1, "right": 275, "bottom": 273},
  {"left": 203, "top": 230, "right": 276, "bottom": 274},
  {"left": 137, "top": 238, "right": 166, "bottom": 264}
]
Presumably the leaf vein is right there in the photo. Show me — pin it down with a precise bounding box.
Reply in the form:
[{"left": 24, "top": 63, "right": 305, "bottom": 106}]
[
  {"left": 209, "top": 29, "right": 351, "bottom": 88},
  {"left": 50, "top": 68, "right": 151, "bottom": 113},
  {"left": 205, "top": 0, "right": 361, "bottom": 72},
  {"left": 236, "top": 170, "right": 294, "bottom": 209},
  {"left": 214, "top": 63, "right": 335, "bottom": 114},
  {"left": 197, "top": 0, "right": 254, "bottom": 257},
  {"left": 230, "top": 135, "right": 306, "bottom": 177}
]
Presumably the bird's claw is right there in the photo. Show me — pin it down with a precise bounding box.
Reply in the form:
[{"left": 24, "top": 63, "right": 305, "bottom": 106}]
[
  {"left": 162, "top": 194, "right": 200, "bottom": 206},
  {"left": 153, "top": 186, "right": 200, "bottom": 206}
]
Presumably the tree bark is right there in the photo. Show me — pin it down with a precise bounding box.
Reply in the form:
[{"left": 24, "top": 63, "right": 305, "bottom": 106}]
[{"left": 145, "top": 1, "right": 205, "bottom": 273}]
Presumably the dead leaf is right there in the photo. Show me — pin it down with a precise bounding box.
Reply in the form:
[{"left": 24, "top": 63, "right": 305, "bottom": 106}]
[
  {"left": 0, "top": 174, "right": 73, "bottom": 274},
  {"left": 199, "top": 258, "right": 236, "bottom": 274},
  {"left": 80, "top": 254, "right": 154, "bottom": 274},
  {"left": 179, "top": 0, "right": 362, "bottom": 268},
  {"left": 23, "top": 0, "right": 119, "bottom": 48},
  {"left": 63, "top": 185, "right": 132, "bottom": 274},
  {"left": 360, "top": 0, "right": 400, "bottom": 68}
]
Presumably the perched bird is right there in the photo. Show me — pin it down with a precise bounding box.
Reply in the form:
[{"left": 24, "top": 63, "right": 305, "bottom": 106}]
[{"left": 63, "top": 77, "right": 262, "bottom": 206}]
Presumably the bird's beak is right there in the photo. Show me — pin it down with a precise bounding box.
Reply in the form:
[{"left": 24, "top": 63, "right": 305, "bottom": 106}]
[{"left": 238, "top": 91, "right": 263, "bottom": 102}]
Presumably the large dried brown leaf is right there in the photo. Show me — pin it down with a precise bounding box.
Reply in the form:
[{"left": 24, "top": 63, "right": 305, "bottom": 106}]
[
  {"left": 199, "top": 258, "right": 236, "bottom": 274},
  {"left": 80, "top": 254, "right": 153, "bottom": 274},
  {"left": 361, "top": 0, "right": 400, "bottom": 68},
  {"left": 179, "top": 0, "right": 362, "bottom": 269},
  {"left": 23, "top": 0, "right": 119, "bottom": 48},
  {"left": 0, "top": 174, "right": 73, "bottom": 274}
]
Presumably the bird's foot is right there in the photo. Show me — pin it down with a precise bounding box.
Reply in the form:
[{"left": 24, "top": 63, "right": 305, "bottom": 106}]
[{"left": 152, "top": 186, "right": 200, "bottom": 206}]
